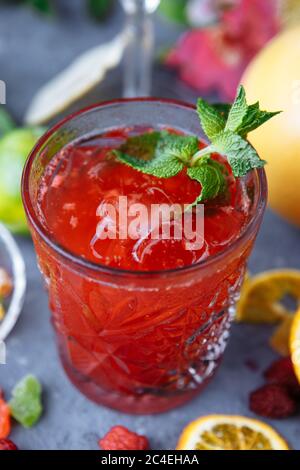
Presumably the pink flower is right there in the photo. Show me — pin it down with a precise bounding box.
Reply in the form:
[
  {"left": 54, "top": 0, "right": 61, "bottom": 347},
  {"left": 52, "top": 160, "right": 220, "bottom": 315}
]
[{"left": 166, "top": 0, "right": 280, "bottom": 100}]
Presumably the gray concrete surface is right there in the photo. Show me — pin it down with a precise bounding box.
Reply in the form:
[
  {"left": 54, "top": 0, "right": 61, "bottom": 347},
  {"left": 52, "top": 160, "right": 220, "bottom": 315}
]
[{"left": 0, "top": 0, "right": 299, "bottom": 450}]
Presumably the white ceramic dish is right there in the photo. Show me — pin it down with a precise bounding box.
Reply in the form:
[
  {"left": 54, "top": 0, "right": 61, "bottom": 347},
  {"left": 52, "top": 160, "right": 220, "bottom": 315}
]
[{"left": 0, "top": 223, "right": 26, "bottom": 341}]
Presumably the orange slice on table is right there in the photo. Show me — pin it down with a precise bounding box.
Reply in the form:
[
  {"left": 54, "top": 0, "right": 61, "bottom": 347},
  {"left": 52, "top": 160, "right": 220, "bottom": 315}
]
[
  {"left": 236, "top": 270, "right": 300, "bottom": 355},
  {"left": 290, "top": 308, "right": 300, "bottom": 386},
  {"left": 176, "top": 415, "right": 289, "bottom": 450},
  {"left": 236, "top": 270, "right": 300, "bottom": 324}
]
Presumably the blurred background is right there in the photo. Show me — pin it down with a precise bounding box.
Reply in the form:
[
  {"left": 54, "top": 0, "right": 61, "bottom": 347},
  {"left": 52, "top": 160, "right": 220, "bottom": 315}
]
[{"left": 0, "top": 0, "right": 300, "bottom": 450}]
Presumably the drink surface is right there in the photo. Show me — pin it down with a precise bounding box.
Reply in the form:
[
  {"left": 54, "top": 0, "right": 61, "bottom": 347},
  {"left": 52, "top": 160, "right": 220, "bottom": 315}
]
[{"left": 38, "top": 127, "right": 254, "bottom": 271}]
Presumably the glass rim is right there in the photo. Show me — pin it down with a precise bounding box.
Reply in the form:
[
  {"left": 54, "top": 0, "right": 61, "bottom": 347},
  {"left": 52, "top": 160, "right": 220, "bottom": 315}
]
[{"left": 22, "top": 97, "right": 268, "bottom": 278}]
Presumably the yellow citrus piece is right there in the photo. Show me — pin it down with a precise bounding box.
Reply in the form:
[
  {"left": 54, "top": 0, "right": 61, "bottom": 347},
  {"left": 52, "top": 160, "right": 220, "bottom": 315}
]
[
  {"left": 236, "top": 270, "right": 300, "bottom": 324},
  {"left": 290, "top": 308, "right": 300, "bottom": 385},
  {"left": 242, "top": 26, "right": 300, "bottom": 226},
  {"left": 176, "top": 415, "right": 289, "bottom": 450},
  {"left": 25, "top": 34, "right": 125, "bottom": 125}
]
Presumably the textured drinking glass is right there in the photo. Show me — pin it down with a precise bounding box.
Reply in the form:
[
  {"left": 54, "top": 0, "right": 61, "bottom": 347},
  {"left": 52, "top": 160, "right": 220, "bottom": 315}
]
[
  {"left": 120, "top": 0, "right": 161, "bottom": 97},
  {"left": 22, "top": 99, "right": 267, "bottom": 414}
]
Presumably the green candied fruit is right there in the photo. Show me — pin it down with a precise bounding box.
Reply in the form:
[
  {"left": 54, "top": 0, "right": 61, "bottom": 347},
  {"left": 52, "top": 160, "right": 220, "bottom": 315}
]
[{"left": 9, "top": 375, "right": 42, "bottom": 428}]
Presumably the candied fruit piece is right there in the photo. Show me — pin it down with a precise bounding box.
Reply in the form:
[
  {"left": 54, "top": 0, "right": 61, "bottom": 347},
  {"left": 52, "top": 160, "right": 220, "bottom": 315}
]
[
  {"left": 0, "top": 439, "right": 18, "bottom": 450},
  {"left": 249, "top": 384, "right": 297, "bottom": 419},
  {"left": 0, "top": 268, "right": 12, "bottom": 298},
  {"left": 9, "top": 375, "right": 42, "bottom": 428},
  {"left": 265, "top": 357, "right": 300, "bottom": 397},
  {"left": 99, "top": 425, "right": 149, "bottom": 450}
]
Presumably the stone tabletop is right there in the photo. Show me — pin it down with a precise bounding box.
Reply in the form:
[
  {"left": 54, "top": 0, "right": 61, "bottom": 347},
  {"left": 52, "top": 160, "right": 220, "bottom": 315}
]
[{"left": 0, "top": 0, "right": 299, "bottom": 450}]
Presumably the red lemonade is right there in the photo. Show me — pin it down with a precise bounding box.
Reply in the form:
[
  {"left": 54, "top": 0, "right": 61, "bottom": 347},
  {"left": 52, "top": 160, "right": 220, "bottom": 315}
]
[
  {"left": 38, "top": 129, "right": 251, "bottom": 271},
  {"left": 22, "top": 99, "right": 267, "bottom": 413}
]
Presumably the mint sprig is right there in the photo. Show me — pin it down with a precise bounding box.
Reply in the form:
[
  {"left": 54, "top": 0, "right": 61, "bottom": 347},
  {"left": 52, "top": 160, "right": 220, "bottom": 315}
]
[
  {"left": 114, "top": 131, "right": 198, "bottom": 178},
  {"left": 114, "top": 86, "right": 280, "bottom": 204}
]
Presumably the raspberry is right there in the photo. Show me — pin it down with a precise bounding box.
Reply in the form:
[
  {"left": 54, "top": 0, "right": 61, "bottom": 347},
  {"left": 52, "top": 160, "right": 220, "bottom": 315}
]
[
  {"left": 249, "top": 384, "right": 297, "bottom": 419},
  {"left": 264, "top": 357, "right": 300, "bottom": 397},
  {"left": 0, "top": 439, "right": 18, "bottom": 450},
  {"left": 99, "top": 426, "right": 149, "bottom": 450},
  {"left": 0, "top": 396, "right": 11, "bottom": 439}
]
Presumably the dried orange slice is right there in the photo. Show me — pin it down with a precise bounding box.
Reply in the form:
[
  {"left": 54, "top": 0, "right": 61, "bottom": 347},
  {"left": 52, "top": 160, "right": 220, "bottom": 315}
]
[
  {"left": 176, "top": 415, "right": 289, "bottom": 450},
  {"left": 236, "top": 270, "right": 300, "bottom": 324},
  {"left": 290, "top": 308, "right": 300, "bottom": 386}
]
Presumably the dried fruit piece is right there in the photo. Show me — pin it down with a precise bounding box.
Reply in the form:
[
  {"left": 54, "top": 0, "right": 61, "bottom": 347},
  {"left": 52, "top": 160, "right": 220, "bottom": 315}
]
[
  {"left": 0, "top": 439, "right": 18, "bottom": 450},
  {"left": 9, "top": 375, "right": 42, "bottom": 428},
  {"left": 99, "top": 426, "right": 149, "bottom": 451},
  {"left": 0, "top": 268, "right": 12, "bottom": 298},
  {"left": 264, "top": 357, "right": 300, "bottom": 397},
  {"left": 249, "top": 384, "right": 297, "bottom": 419},
  {"left": 0, "top": 394, "right": 10, "bottom": 439},
  {"left": 0, "top": 268, "right": 12, "bottom": 321},
  {"left": 176, "top": 415, "right": 289, "bottom": 450}
]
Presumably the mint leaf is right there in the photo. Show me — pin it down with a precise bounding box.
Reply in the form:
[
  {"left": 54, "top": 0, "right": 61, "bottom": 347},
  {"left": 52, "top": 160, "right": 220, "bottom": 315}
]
[
  {"left": 187, "top": 160, "right": 226, "bottom": 204},
  {"left": 211, "top": 103, "right": 231, "bottom": 120},
  {"left": 198, "top": 86, "right": 280, "bottom": 141},
  {"left": 197, "top": 98, "right": 226, "bottom": 140},
  {"left": 116, "top": 131, "right": 161, "bottom": 161},
  {"left": 236, "top": 102, "right": 280, "bottom": 138},
  {"left": 225, "top": 86, "right": 248, "bottom": 132},
  {"left": 196, "top": 85, "right": 279, "bottom": 178},
  {"left": 223, "top": 85, "right": 280, "bottom": 137},
  {"left": 114, "top": 131, "right": 198, "bottom": 178},
  {"left": 158, "top": 131, "right": 199, "bottom": 164},
  {"left": 114, "top": 149, "right": 184, "bottom": 178},
  {"left": 212, "top": 131, "right": 266, "bottom": 177},
  {"left": 113, "top": 86, "right": 279, "bottom": 205}
]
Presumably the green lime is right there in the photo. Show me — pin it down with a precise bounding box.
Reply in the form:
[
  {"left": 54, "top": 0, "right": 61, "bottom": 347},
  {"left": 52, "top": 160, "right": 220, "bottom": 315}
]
[{"left": 0, "top": 127, "right": 45, "bottom": 234}]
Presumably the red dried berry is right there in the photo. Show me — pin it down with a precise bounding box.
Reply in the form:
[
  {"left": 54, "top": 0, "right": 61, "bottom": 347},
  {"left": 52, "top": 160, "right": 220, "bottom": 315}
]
[
  {"left": 99, "top": 426, "right": 149, "bottom": 451},
  {"left": 0, "top": 439, "right": 18, "bottom": 450},
  {"left": 250, "top": 383, "right": 297, "bottom": 419},
  {"left": 264, "top": 357, "right": 300, "bottom": 397}
]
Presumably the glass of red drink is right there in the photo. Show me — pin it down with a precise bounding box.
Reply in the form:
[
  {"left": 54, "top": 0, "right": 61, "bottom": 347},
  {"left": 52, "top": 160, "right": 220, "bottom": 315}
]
[{"left": 22, "top": 99, "right": 267, "bottom": 414}]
